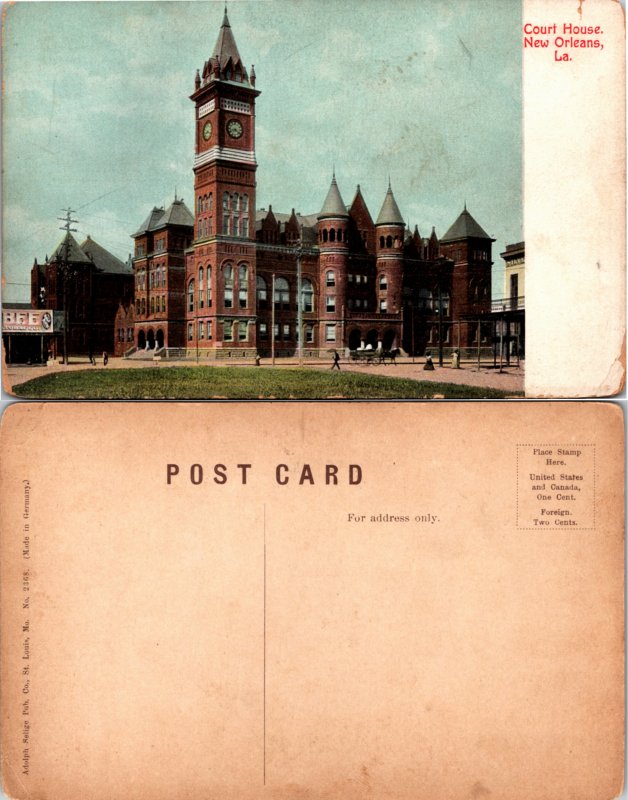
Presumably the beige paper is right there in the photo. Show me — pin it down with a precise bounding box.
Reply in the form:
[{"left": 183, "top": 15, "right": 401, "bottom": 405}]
[
  {"left": 0, "top": 402, "right": 624, "bottom": 799},
  {"left": 524, "top": 0, "right": 626, "bottom": 396}
]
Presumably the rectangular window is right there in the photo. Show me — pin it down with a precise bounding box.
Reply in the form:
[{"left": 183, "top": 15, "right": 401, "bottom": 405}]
[
  {"left": 239, "top": 323, "right": 248, "bottom": 342},
  {"left": 198, "top": 321, "right": 204, "bottom": 339},
  {"left": 379, "top": 299, "right": 387, "bottom": 312},
  {"left": 326, "top": 296, "right": 336, "bottom": 312},
  {"left": 355, "top": 275, "right": 361, "bottom": 284},
  {"left": 187, "top": 323, "right": 193, "bottom": 341},
  {"left": 239, "top": 288, "right": 247, "bottom": 309},
  {"left": 306, "top": 325, "right": 314, "bottom": 343},
  {"left": 224, "top": 321, "right": 233, "bottom": 342},
  {"left": 207, "top": 321, "right": 212, "bottom": 340},
  {"left": 259, "top": 323, "right": 268, "bottom": 340},
  {"left": 325, "top": 324, "right": 336, "bottom": 342},
  {"left": 348, "top": 274, "right": 354, "bottom": 283},
  {"left": 274, "top": 324, "right": 280, "bottom": 341},
  {"left": 283, "top": 324, "right": 290, "bottom": 340},
  {"left": 224, "top": 289, "right": 233, "bottom": 309}
]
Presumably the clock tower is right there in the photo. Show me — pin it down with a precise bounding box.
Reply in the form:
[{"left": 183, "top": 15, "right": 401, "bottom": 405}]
[{"left": 186, "top": 7, "right": 260, "bottom": 354}]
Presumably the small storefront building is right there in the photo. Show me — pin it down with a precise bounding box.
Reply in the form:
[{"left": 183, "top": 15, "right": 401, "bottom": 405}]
[{"left": 2, "top": 306, "right": 64, "bottom": 364}]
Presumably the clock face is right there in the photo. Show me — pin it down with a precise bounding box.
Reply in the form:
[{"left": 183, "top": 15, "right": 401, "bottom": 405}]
[
  {"left": 202, "top": 121, "right": 212, "bottom": 141},
  {"left": 227, "top": 119, "right": 243, "bottom": 139}
]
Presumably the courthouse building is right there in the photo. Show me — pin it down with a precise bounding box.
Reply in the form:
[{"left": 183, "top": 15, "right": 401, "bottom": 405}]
[{"left": 123, "top": 9, "right": 496, "bottom": 359}]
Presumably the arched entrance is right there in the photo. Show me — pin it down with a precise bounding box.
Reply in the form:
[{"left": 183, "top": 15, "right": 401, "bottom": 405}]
[
  {"left": 147, "top": 329, "right": 155, "bottom": 349},
  {"left": 156, "top": 329, "right": 164, "bottom": 349},
  {"left": 366, "top": 329, "right": 378, "bottom": 349},
  {"left": 383, "top": 329, "right": 396, "bottom": 350},
  {"left": 348, "top": 329, "right": 362, "bottom": 350},
  {"left": 137, "top": 330, "right": 146, "bottom": 350}
]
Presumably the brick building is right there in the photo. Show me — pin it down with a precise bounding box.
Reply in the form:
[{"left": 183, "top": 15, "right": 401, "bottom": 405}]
[
  {"left": 128, "top": 9, "right": 495, "bottom": 359},
  {"left": 31, "top": 233, "right": 133, "bottom": 358}
]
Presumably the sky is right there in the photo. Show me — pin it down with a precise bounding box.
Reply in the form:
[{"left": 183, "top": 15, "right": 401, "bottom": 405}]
[{"left": 2, "top": 0, "right": 522, "bottom": 304}]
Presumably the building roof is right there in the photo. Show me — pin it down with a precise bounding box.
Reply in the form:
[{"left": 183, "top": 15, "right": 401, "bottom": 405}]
[
  {"left": 256, "top": 208, "right": 319, "bottom": 244},
  {"left": 134, "top": 206, "right": 166, "bottom": 236},
  {"left": 156, "top": 199, "right": 194, "bottom": 229},
  {"left": 133, "top": 199, "right": 194, "bottom": 236},
  {"left": 212, "top": 9, "right": 244, "bottom": 71},
  {"left": 81, "top": 236, "right": 132, "bottom": 275},
  {"left": 441, "top": 205, "right": 492, "bottom": 242},
  {"left": 376, "top": 185, "right": 404, "bottom": 226},
  {"left": 318, "top": 175, "right": 349, "bottom": 219},
  {"left": 50, "top": 232, "right": 90, "bottom": 264}
]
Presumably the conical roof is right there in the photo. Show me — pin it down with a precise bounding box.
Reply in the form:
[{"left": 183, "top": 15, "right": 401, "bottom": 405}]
[
  {"left": 50, "top": 232, "right": 89, "bottom": 264},
  {"left": 318, "top": 175, "right": 348, "bottom": 219},
  {"left": 441, "top": 206, "right": 491, "bottom": 242},
  {"left": 376, "top": 185, "right": 404, "bottom": 226},
  {"left": 212, "top": 9, "right": 244, "bottom": 72}
]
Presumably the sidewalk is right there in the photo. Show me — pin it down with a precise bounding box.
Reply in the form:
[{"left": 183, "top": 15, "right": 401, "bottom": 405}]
[{"left": 3, "top": 355, "right": 525, "bottom": 395}]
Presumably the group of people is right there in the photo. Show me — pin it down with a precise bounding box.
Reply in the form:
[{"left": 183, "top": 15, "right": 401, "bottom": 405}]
[
  {"left": 88, "top": 351, "right": 108, "bottom": 366},
  {"left": 331, "top": 349, "right": 461, "bottom": 370},
  {"left": 424, "top": 349, "right": 461, "bottom": 371}
]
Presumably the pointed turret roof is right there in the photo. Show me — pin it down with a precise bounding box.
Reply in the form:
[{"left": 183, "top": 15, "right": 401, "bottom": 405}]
[
  {"left": 50, "top": 232, "right": 89, "bottom": 264},
  {"left": 376, "top": 184, "right": 404, "bottom": 226},
  {"left": 318, "top": 175, "right": 348, "bottom": 219},
  {"left": 212, "top": 8, "right": 245, "bottom": 73},
  {"left": 441, "top": 205, "right": 492, "bottom": 242}
]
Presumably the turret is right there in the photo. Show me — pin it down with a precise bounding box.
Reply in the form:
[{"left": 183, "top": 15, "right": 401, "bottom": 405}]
[
  {"left": 317, "top": 174, "right": 349, "bottom": 337},
  {"left": 375, "top": 183, "right": 405, "bottom": 314}
]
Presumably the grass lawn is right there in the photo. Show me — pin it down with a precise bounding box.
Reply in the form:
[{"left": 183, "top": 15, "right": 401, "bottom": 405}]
[{"left": 11, "top": 366, "right": 521, "bottom": 399}]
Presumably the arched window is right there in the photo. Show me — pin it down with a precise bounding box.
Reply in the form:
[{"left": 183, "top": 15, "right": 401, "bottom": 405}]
[
  {"left": 188, "top": 279, "right": 195, "bottom": 312},
  {"left": 223, "top": 264, "right": 233, "bottom": 308},
  {"left": 441, "top": 292, "right": 450, "bottom": 315},
  {"left": 322, "top": 229, "right": 328, "bottom": 243},
  {"left": 330, "top": 228, "right": 336, "bottom": 243},
  {"left": 241, "top": 194, "right": 249, "bottom": 237},
  {"left": 207, "top": 265, "right": 212, "bottom": 307},
  {"left": 337, "top": 229, "right": 343, "bottom": 243},
  {"left": 274, "top": 277, "right": 289, "bottom": 309},
  {"left": 386, "top": 235, "right": 393, "bottom": 248},
  {"left": 232, "top": 193, "right": 240, "bottom": 237},
  {"left": 379, "top": 274, "right": 388, "bottom": 290},
  {"left": 141, "top": 298, "right": 146, "bottom": 315},
  {"left": 198, "top": 267, "right": 204, "bottom": 308},
  {"left": 238, "top": 264, "right": 248, "bottom": 308},
  {"left": 326, "top": 270, "right": 335, "bottom": 287},
  {"left": 257, "top": 275, "right": 267, "bottom": 309},
  {"left": 208, "top": 193, "right": 213, "bottom": 211},
  {"left": 301, "top": 279, "right": 314, "bottom": 312},
  {"left": 150, "top": 297, "right": 155, "bottom": 314},
  {"left": 197, "top": 196, "right": 202, "bottom": 214},
  {"left": 222, "top": 193, "right": 230, "bottom": 235},
  {"left": 135, "top": 300, "right": 140, "bottom": 314},
  {"left": 379, "top": 236, "right": 385, "bottom": 248}
]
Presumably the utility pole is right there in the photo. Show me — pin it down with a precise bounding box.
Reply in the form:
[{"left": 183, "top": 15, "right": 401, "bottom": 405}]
[
  {"left": 271, "top": 273, "right": 276, "bottom": 366},
  {"left": 57, "top": 208, "right": 78, "bottom": 365},
  {"left": 437, "top": 286, "right": 443, "bottom": 367},
  {"left": 296, "top": 227, "right": 303, "bottom": 366}
]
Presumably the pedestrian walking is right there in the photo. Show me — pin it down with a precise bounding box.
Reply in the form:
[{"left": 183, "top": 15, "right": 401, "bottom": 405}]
[
  {"left": 102, "top": 351, "right": 109, "bottom": 366},
  {"left": 331, "top": 350, "right": 341, "bottom": 370}
]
